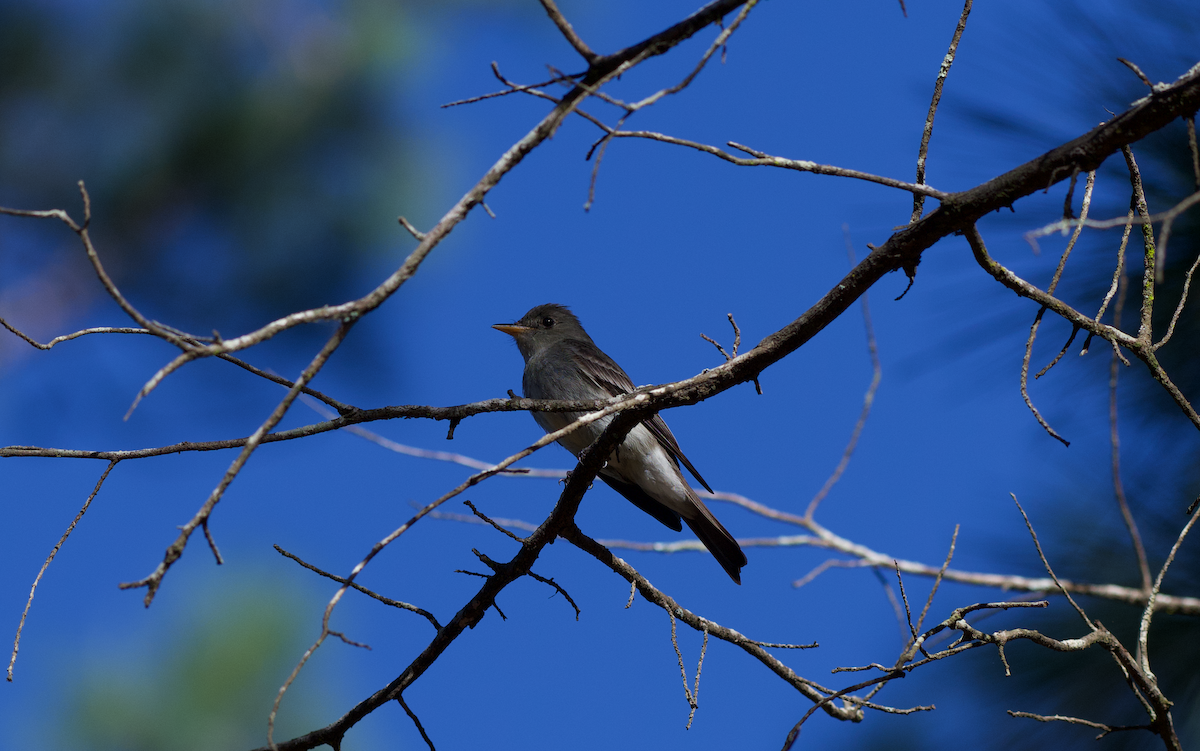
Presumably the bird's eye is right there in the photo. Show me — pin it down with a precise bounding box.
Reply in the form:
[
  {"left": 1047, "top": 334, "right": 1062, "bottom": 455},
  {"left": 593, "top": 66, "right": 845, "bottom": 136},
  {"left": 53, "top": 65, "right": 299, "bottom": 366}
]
[{"left": 541, "top": 316, "right": 555, "bottom": 327}]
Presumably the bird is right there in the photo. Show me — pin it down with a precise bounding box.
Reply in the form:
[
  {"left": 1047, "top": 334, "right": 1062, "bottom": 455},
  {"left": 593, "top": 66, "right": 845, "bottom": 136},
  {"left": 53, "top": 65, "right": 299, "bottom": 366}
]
[{"left": 493, "top": 303, "right": 747, "bottom": 583}]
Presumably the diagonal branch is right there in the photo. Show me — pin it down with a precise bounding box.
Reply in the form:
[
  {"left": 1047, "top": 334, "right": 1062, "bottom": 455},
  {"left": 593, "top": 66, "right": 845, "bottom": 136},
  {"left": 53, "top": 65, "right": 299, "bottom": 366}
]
[
  {"left": 8, "top": 460, "right": 118, "bottom": 680},
  {"left": 259, "top": 409, "right": 648, "bottom": 750},
  {"left": 119, "top": 322, "right": 354, "bottom": 606},
  {"left": 911, "top": 0, "right": 973, "bottom": 222},
  {"left": 537, "top": 0, "right": 598, "bottom": 63}
]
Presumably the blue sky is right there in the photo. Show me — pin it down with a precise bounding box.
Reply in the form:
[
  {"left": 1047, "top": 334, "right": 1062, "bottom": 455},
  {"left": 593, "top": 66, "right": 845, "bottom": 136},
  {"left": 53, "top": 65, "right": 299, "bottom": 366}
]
[{"left": 3, "top": 0, "right": 1197, "bottom": 748}]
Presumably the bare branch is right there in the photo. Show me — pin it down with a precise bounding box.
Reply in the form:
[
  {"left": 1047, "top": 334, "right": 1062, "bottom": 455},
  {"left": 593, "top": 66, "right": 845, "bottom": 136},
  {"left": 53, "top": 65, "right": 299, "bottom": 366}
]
[
  {"left": 561, "top": 525, "right": 852, "bottom": 718},
  {"left": 1091, "top": 207, "right": 1134, "bottom": 328},
  {"left": 1137, "top": 506, "right": 1200, "bottom": 681},
  {"left": 120, "top": 322, "right": 354, "bottom": 606},
  {"left": 1017, "top": 171, "right": 1094, "bottom": 442},
  {"left": 668, "top": 610, "right": 706, "bottom": 728},
  {"left": 463, "top": 500, "right": 527, "bottom": 542},
  {"left": 1153, "top": 190, "right": 1200, "bottom": 348},
  {"left": 525, "top": 570, "right": 581, "bottom": 620},
  {"left": 914, "top": 526, "right": 959, "bottom": 636},
  {"left": 1008, "top": 710, "right": 1149, "bottom": 736},
  {"left": 1117, "top": 57, "right": 1155, "bottom": 90},
  {"left": 805, "top": 228, "right": 881, "bottom": 519},
  {"left": 537, "top": 0, "right": 598, "bottom": 63},
  {"left": 273, "top": 545, "right": 442, "bottom": 630},
  {"left": 1011, "top": 494, "right": 1094, "bottom": 629},
  {"left": 911, "top": 0, "right": 973, "bottom": 222},
  {"left": 397, "top": 216, "right": 426, "bottom": 241},
  {"left": 1107, "top": 270, "right": 1153, "bottom": 604},
  {"left": 1, "top": 185, "right": 199, "bottom": 365},
  {"left": 398, "top": 695, "right": 437, "bottom": 751},
  {"left": 1122, "top": 148, "right": 1162, "bottom": 337},
  {"left": 0, "top": 319, "right": 149, "bottom": 349},
  {"left": 8, "top": 460, "right": 118, "bottom": 681},
  {"left": 626, "top": 0, "right": 758, "bottom": 112},
  {"left": 895, "top": 563, "right": 917, "bottom": 644},
  {"left": 582, "top": 1, "right": 760, "bottom": 209},
  {"left": 1187, "top": 115, "right": 1200, "bottom": 191},
  {"left": 262, "top": 409, "right": 649, "bottom": 750},
  {"left": 611, "top": 132, "right": 949, "bottom": 197},
  {"left": 966, "top": 224, "right": 1200, "bottom": 431}
]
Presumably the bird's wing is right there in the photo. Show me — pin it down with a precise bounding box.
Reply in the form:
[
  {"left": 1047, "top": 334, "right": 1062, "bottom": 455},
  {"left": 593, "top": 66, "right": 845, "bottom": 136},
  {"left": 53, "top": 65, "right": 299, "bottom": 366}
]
[
  {"left": 565, "top": 338, "right": 637, "bottom": 395},
  {"left": 566, "top": 339, "right": 714, "bottom": 494},
  {"left": 598, "top": 475, "right": 683, "bottom": 532}
]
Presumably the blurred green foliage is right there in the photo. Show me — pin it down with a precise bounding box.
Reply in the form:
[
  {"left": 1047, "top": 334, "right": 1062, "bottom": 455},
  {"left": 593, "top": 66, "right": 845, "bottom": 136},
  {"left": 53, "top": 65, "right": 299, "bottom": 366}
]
[
  {"left": 58, "top": 578, "right": 335, "bottom": 751},
  {"left": 0, "top": 0, "right": 424, "bottom": 330}
]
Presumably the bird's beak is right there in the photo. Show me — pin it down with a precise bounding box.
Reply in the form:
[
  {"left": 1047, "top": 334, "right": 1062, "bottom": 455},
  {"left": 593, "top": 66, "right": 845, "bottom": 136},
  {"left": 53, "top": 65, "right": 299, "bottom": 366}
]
[{"left": 492, "top": 323, "right": 528, "bottom": 337}]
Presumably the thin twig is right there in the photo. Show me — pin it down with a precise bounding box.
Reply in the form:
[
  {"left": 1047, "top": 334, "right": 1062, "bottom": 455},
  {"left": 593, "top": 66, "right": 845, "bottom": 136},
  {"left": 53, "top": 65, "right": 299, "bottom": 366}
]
[
  {"left": 780, "top": 668, "right": 911, "bottom": 750},
  {"left": 1117, "top": 57, "right": 1155, "bottom": 90},
  {"left": 398, "top": 695, "right": 437, "bottom": 751},
  {"left": 1107, "top": 271, "right": 1153, "bottom": 604},
  {"left": 1153, "top": 191, "right": 1200, "bottom": 348},
  {"left": 1137, "top": 505, "right": 1200, "bottom": 682},
  {"left": 1187, "top": 115, "right": 1200, "bottom": 192},
  {"left": 1019, "top": 307, "right": 1071, "bottom": 446},
  {"left": 1020, "top": 171, "right": 1093, "bottom": 427},
  {"left": 970, "top": 221, "right": 1200, "bottom": 431},
  {"left": 398, "top": 216, "right": 427, "bottom": 241},
  {"left": 914, "top": 526, "right": 959, "bottom": 636},
  {"left": 8, "top": 460, "right": 118, "bottom": 681},
  {"left": 200, "top": 519, "right": 224, "bottom": 565},
  {"left": 1091, "top": 208, "right": 1134, "bottom": 329},
  {"left": 537, "top": 0, "right": 598, "bottom": 63},
  {"left": 562, "top": 525, "right": 857, "bottom": 721},
  {"left": 1011, "top": 494, "right": 1094, "bottom": 628},
  {"left": 1122, "top": 148, "right": 1160, "bottom": 316},
  {"left": 526, "top": 571, "right": 581, "bottom": 620},
  {"left": 463, "top": 500, "right": 527, "bottom": 542},
  {"left": 805, "top": 228, "right": 881, "bottom": 518},
  {"left": 0, "top": 318, "right": 350, "bottom": 417},
  {"left": 583, "top": 1, "right": 760, "bottom": 210},
  {"left": 669, "top": 610, "right": 701, "bottom": 727},
  {"left": 442, "top": 70, "right": 579, "bottom": 109},
  {"left": 911, "top": 0, "right": 972, "bottom": 223},
  {"left": 1043, "top": 170, "right": 1095, "bottom": 294},
  {"left": 626, "top": 1, "right": 759, "bottom": 113},
  {"left": 273, "top": 545, "right": 442, "bottom": 630},
  {"left": 0, "top": 320, "right": 149, "bottom": 349},
  {"left": 1008, "top": 710, "right": 1147, "bottom": 736},
  {"left": 0, "top": 184, "right": 200, "bottom": 379},
  {"left": 1033, "top": 324, "right": 1080, "bottom": 379},
  {"left": 876, "top": 569, "right": 910, "bottom": 645},
  {"left": 264, "top": 409, "right": 651, "bottom": 749},
  {"left": 120, "top": 322, "right": 354, "bottom": 606},
  {"left": 895, "top": 563, "right": 917, "bottom": 644}
]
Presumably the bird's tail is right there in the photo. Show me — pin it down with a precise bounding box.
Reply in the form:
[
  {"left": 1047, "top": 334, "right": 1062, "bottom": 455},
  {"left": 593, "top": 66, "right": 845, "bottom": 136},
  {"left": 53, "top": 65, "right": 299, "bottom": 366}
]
[{"left": 682, "top": 495, "right": 747, "bottom": 584}]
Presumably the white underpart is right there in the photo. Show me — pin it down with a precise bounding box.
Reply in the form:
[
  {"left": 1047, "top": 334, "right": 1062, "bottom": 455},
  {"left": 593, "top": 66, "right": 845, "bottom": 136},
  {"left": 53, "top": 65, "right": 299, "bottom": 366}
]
[{"left": 533, "top": 411, "right": 693, "bottom": 517}]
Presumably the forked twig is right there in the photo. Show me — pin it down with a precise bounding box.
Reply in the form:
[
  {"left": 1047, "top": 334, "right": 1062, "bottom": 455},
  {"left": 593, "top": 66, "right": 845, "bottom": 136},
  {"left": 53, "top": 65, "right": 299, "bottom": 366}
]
[{"left": 669, "top": 610, "right": 708, "bottom": 728}]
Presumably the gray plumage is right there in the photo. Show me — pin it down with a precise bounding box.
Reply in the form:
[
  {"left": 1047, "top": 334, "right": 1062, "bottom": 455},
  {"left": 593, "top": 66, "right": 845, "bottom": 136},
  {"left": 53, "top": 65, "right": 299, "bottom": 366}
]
[{"left": 494, "top": 303, "right": 747, "bottom": 584}]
